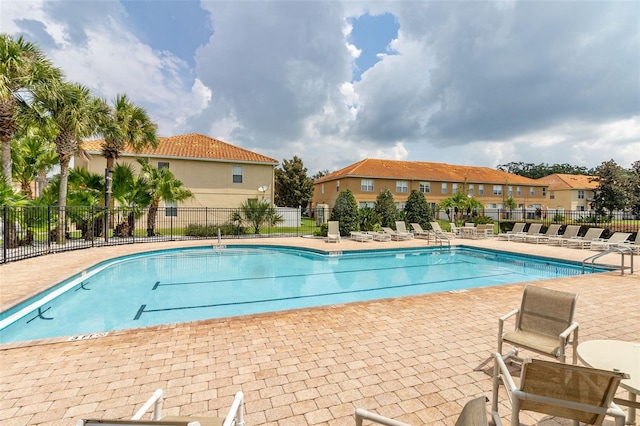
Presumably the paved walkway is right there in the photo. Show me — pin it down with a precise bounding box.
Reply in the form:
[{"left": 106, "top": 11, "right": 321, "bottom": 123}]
[{"left": 0, "top": 236, "right": 638, "bottom": 425}]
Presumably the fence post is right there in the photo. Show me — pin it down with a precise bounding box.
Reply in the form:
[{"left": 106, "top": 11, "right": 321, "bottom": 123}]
[{"left": 2, "top": 206, "right": 6, "bottom": 263}]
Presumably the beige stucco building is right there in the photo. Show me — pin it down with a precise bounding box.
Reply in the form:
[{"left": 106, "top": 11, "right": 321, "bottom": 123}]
[
  {"left": 311, "top": 158, "right": 548, "bottom": 214},
  {"left": 76, "top": 133, "right": 279, "bottom": 209},
  {"left": 537, "top": 173, "right": 598, "bottom": 212}
]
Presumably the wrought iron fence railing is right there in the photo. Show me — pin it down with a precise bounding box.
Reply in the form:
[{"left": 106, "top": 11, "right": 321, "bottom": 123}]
[{"left": 1, "top": 206, "right": 638, "bottom": 264}]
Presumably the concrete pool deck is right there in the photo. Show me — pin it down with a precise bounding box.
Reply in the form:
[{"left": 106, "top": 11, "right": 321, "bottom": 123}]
[{"left": 0, "top": 236, "right": 638, "bottom": 425}]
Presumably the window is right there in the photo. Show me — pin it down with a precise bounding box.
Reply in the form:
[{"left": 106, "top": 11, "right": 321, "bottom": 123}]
[
  {"left": 361, "top": 179, "right": 374, "bottom": 192},
  {"left": 419, "top": 182, "right": 431, "bottom": 193},
  {"left": 158, "top": 162, "right": 170, "bottom": 169},
  {"left": 321, "top": 184, "right": 324, "bottom": 195},
  {"left": 478, "top": 184, "right": 484, "bottom": 195},
  {"left": 452, "top": 183, "right": 459, "bottom": 194},
  {"left": 359, "top": 202, "right": 375, "bottom": 208},
  {"left": 493, "top": 185, "right": 502, "bottom": 196},
  {"left": 578, "top": 206, "right": 585, "bottom": 211},
  {"left": 336, "top": 181, "right": 340, "bottom": 192},
  {"left": 530, "top": 187, "right": 535, "bottom": 196},
  {"left": 232, "top": 166, "right": 243, "bottom": 183},
  {"left": 468, "top": 184, "right": 474, "bottom": 196},
  {"left": 165, "top": 200, "right": 177, "bottom": 217},
  {"left": 578, "top": 190, "right": 585, "bottom": 199},
  {"left": 441, "top": 183, "right": 448, "bottom": 194},
  {"left": 516, "top": 187, "right": 521, "bottom": 196},
  {"left": 396, "top": 181, "right": 408, "bottom": 193},
  {"left": 507, "top": 186, "right": 513, "bottom": 196},
  {"left": 550, "top": 191, "right": 555, "bottom": 199},
  {"left": 542, "top": 188, "right": 546, "bottom": 197}
]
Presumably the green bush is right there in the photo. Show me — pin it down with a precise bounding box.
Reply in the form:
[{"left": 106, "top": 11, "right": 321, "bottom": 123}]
[
  {"left": 185, "top": 222, "right": 246, "bottom": 237},
  {"left": 552, "top": 214, "right": 565, "bottom": 222}
]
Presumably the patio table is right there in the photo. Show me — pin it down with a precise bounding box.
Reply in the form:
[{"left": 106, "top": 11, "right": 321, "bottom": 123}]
[{"left": 577, "top": 340, "right": 640, "bottom": 425}]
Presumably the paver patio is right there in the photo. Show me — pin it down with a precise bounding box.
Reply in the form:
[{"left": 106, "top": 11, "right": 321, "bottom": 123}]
[{"left": 0, "top": 237, "right": 638, "bottom": 425}]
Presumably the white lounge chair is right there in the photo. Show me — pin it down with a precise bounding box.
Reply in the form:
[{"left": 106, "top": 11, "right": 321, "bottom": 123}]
[
  {"left": 381, "top": 226, "right": 411, "bottom": 241},
  {"left": 394, "top": 221, "right": 414, "bottom": 240},
  {"left": 409, "top": 223, "right": 430, "bottom": 239},
  {"left": 590, "top": 232, "right": 631, "bottom": 251},
  {"left": 616, "top": 231, "right": 640, "bottom": 254},
  {"left": 429, "top": 222, "right": 455, "bottom": 239},
  {"left": 449, "top": 222, "right": 461, "bottom": 236},
  {"left": 77, "top": 389, "right": 245, "bottom": 426},
  {"left": 565, "top": 227, "right": 604, "bottom": 249},
  {"left": 546, "top": 224, "right": 580, "bottom": 246},
  {"left": 496, "top": 223, "right": 526, "bottom": 241},
  {"left": 350, "top": 231, "right": 374, "bottom": 242},
  {"left": 510, "top": 223, "right": 542, "bottom": 242},
  {"left": 369, "top": 231, "right": 392, "bottom": 241},
  {"left": 326, "top": 221, "right": 341, "bottom": 243},
  {"left": 525, "top": 223, "right": 561, "bottom": 244}
]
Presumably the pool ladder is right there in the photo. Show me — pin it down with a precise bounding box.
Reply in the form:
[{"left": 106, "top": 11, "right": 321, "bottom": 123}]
[{"left": 582, "top": 246, "right": 634, "bottom": 275}]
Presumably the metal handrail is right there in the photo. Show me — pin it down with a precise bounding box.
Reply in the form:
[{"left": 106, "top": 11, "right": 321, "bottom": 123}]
[
  {"left": 582, "top": 246, "right": 634, "bottom": 276},
  {"left": 431, "top": 231, "right": 451, "bottom": 247}
]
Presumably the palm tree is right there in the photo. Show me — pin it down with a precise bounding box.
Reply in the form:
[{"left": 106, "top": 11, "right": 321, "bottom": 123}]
[
  {"left": 10, "top": 123, "right": 58, "bottom": 199},
  {"left": 99, "top": 94, "right": 158, "bottom": 198},
  {"left": 138, "top": 158, "right": 193, "bottom": 237},
  {"left": 32, "top": 81, "right": 108, "bottom": 243},
  {"left": 111, "top": 163, "right": 152, "bottom": 237},
  {"left": 0, "top": 34, "right": 62, "bottom": 184},
  {"left": 240, "top": 199, "right": 283, "bottom": 234}
]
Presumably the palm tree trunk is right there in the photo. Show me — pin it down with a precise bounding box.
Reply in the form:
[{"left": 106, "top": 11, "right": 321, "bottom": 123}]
[
  {"left": 147, "top": 199, "right": 159, "bottom": 237},
  {"left": 0, "top": 98, "right": 16, "bottom": 184},
  {"left": 55, "top": 130, "right": 75, "bottom": 245}
]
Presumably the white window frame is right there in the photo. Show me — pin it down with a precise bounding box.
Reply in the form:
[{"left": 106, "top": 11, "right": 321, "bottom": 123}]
[
  {"left": 361, "top": 179, "right": 374, "bottom": 192},
  {"left": 232, "top": 166, "right": 243, "bottom": 184},
  {"left": 493, "top": 185, "right": 502, "bottom": 196},
  {"left": 441, "top": 183, "right": 448, "bottom": 194},
  {"left": 530, "top": 187, "right": 535, "bottom": 196},
  {"left": 452, "top": 183, "right": 459, "bottom": 194},
  {"left": 468, "top": 184, "right": 474, "bottom": 196},
  {"left": 478, "top": 185, "right": 484, "bottom": 196},
  {"left": 419, "top": 182, "right": 431, "bottom": 193},
  {"left": 396, "top": 180, "right": 408, "bottom": 193},
  {"left": 516, "top": 187, "right": 521, "bottom": 196}
]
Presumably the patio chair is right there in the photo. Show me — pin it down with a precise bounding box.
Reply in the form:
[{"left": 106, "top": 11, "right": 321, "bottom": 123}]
[
  {"left": 497, "top": 285, "right": 579, "bottom": 364},
  {"left": 394, "top": 221, "right": 415, "bottom": 240},
  {"left": 525, "top": 224, "right": 561, "bottom": 244},
  {"left": 409, "top": 223, "right": 430, "bottom": 239},
  {"left": 449, "top": 222, "right": 461, "bottom": 236},
  {"left": 497, "top": 223, "right": 526, "bottom": 241},
  {"left": 326, "top": 221, "right": 341, "bottom": 243},
  {"left": 589, "top": 232, "right": 631, "bottom": 251},
  {"left": 564, "top": 227, "right": 604, "bottom": 249},
  {"left": 476, "top": 223, "right": 494, "bottom": 239},
  {"left": 492, "top": 353, "right": 627, "bottom": 426},
  {"left": 369, "top": 231, "right": 392, "bottom": 242},
  {"left": 546, "top": 224, "right": 581, "bottom": 246},
  {"left": 510, "top": 223, "right": 542, "bottom": 243},
  {"left": 355, "top": 395, "right": 488, "bottom": 426},
  {"left": 382, "top": 226, "right": 411, "bottom": 241},
  {"left": 77, "top": 389, "right": 244, "bottom": 426}
]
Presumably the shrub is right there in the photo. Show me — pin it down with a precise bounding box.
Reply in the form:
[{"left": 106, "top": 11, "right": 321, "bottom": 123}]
[{"left": 330, "top": 190, "right": 360, "bottom": 236}]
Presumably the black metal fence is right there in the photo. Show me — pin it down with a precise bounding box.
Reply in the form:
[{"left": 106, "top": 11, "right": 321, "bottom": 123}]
[{"left": 1, "top": 205, "right": 638, "bottom": 264}]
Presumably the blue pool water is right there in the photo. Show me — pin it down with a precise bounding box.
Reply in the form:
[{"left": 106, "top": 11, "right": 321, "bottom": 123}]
[{"left": 0, "top": 245, "right": 602, "bottom": 343}]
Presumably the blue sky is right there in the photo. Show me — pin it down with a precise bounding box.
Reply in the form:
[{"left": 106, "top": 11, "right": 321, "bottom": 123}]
[{"left": 2, "top": 1, "right": 638, "bottom": 174}]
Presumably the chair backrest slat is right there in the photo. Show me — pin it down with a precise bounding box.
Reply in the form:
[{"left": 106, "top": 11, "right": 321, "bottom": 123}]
[
  {"left": 518, "top": 286, "right": 577, "bottom": 337},
  {"left": 519, "top": 359, "right": 626, "bottom": 425}
]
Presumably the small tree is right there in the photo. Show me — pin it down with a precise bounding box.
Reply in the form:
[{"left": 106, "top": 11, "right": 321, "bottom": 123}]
[
  {"left": 274, "top": 156, "right": 314, "bottom": 208},
  {"left": 403, "top": 190, "right": 433, "bottom": 229},
  {"left": 330, "top": 189, "right": 359, "bottom": 236},
  {"left": 240, "top": 199, "right": 283, "bottom": 234},
  {"left": 375, "top": 188, "right": 399, "bottom": 228},
  {"left": 592, "top": 159, "right": 629, "bottom": 217},
  {"left": 627, "top": 160, "right": 640, "bottom": 218},
  {"left": 358, "top": 206, "right": 381, "bottom": 231}
]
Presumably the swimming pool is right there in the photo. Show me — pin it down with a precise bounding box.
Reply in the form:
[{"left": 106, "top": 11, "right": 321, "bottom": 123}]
[{"left": 0, "top": 245, "right": 604, "bottom": 343}]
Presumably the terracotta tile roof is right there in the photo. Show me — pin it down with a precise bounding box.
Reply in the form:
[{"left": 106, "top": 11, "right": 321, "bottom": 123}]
[
  {"left": 315, "top": 158, "right": 544, "bottom": 185},
  {"left": 82, "top": 133, "right": 278, "bottom": 164},
  {"left": 537, "top": 173, "right": 598, "bottom": 190}
]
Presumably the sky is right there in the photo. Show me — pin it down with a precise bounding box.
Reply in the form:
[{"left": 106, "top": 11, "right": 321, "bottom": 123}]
[{"left": 2, "top": 0, "right": 639, "bottom": 175}]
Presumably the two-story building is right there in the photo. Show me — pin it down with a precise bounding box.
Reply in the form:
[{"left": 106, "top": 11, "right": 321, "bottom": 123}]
[
  {"left": 76, "top": 133, "right": 279, "bottom": 208},
  {"left": 310, "top": 158, "right": 548, "bottom": 215},
  {"left": 537, "top": 174, "right": 598, "bottom": 213}
]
